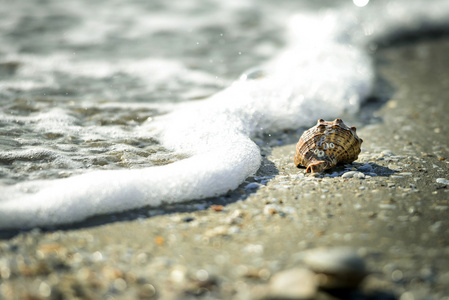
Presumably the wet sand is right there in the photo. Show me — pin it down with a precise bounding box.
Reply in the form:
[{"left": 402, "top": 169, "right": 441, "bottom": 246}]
[{"left": 0, "top": 38, "right": 448, "bottom": 299}]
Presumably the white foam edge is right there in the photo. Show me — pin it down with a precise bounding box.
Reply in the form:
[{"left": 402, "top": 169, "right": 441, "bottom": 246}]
[{"left": 0, "top": 137, "right": 259, "bottom": 229}]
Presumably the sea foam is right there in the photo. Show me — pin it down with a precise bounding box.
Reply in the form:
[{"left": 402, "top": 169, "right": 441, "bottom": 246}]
[{"left": 1, "top": 1, "right": 448, "bottom": 229}]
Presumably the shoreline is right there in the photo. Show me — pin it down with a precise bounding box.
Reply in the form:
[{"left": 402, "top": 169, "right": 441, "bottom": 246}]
[{"left": 1, "top": 37, "right": 448, "bottom": 299}]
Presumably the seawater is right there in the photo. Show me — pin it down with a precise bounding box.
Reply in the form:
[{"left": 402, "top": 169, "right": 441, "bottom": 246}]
[{"left": 1, "top": 0, "right": 448, "bottom": 229}]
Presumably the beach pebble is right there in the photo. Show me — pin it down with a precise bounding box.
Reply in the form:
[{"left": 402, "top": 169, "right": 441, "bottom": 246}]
[
  {"left": 267, "top": 268, "right": 317, "bottom": 299},
  {"left": 138, "top": 284, "right": 157, "bottom": 299},
  {"left": 354, "top": 172, "right": 366, "bottom": 179},
  {"left": 342, "top": 171, "right": 356, "bottom": 178},
  {"left": 170, "top": 265, "right": 188, "bottom": 284},
  {"left": 245, "top": 182, "right": 261, "bottom": 190},
  {"left": 302, "top": 247, "right": 367, "bottom": 289},
  {"left": 436, "top": 178, "right": 449, "bottom": 185},
  {"left": 342, "top": 171, "right": 365, "bottom": 179}
]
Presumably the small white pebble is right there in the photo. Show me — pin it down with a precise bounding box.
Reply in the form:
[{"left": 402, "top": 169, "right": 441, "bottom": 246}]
[
  {"left": 436, "top": 178, "right": 449, "bottom": 185},
  {"left": 39, "top": 282, "right": 51, "bottom": 297},
  {"left": 196, "top": 269, "right": 209, "bottom": 281},
  {"left": 379, "top": 204, "right": 396, "bottom": 210},
  {"left": 342, "top": 171, "right": 357, "bottom": 178},
  {"left": 354, "top": 172, "right": 365, "bottom": 179}
]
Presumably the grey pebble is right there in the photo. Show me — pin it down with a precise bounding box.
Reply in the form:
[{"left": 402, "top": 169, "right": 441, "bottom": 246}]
[
  {"left": 245, "top": 182, "right": 261, "bottom": 190},
  {"left": 302, "top": 247, "right": 367, "bottom": 289}
]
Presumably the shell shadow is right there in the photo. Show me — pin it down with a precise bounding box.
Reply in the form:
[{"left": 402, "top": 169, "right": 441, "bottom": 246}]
[
  {"left": 330, "top": 162, "right": 397, "bottom": 177},
  {"left": 354, "top": 162, "right": 397, "bottom": 177}
]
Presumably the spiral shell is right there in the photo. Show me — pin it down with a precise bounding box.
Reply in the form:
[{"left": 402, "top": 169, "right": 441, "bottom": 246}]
[{"left": 294, "top": 119, "right": 363, "bottom": 173}]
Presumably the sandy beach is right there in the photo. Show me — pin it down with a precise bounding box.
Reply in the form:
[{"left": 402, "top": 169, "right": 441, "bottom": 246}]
[{"left": 0, "top": 37, "right": 448, "bottom": 299}]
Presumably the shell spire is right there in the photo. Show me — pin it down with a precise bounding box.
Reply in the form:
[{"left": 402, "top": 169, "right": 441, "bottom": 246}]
[{"left": 294, "top": 118, "right": 363, "bottom": 173}]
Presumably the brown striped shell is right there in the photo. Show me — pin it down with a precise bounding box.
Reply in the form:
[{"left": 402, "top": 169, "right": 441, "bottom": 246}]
[{"left": 294, "top": 119, "right": 363, "bottom": 173}]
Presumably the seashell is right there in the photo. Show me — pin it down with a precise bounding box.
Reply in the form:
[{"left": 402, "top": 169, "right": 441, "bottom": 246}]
[{"left": 294, "top": 118, "right": 363, "bottom": 173}]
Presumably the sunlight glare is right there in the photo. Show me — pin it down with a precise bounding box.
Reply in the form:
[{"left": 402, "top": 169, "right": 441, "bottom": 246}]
[{"left": 353, "top": 0, "right": 370, "bottom": 7}]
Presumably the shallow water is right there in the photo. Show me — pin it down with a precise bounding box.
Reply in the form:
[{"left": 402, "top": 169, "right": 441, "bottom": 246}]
[
  {"left": 1, "top": 0, "right": 338, "bottom": 185},
  {"left": 1, "top": 0, "right": 448, "bottom": 229},
  {"left": 0, "top": 0, "right": 291, "bottom": 185}
]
